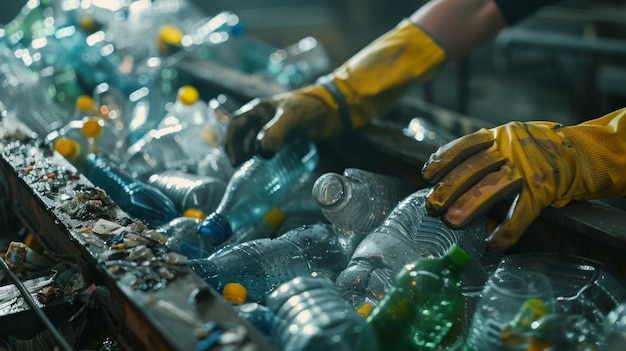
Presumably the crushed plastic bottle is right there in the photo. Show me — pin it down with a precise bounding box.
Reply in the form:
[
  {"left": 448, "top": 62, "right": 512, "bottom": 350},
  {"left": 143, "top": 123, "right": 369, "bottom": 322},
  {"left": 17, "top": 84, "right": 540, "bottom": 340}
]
[{"left": 335, "top": 187, "right": 488, "bottom": 310}]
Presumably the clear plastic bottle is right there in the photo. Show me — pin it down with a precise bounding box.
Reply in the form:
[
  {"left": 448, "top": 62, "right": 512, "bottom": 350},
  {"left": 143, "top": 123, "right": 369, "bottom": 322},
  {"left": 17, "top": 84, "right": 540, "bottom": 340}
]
[
  {"left": 122, "top": 125, "right": 198, "bottom": 181},
  {"left": 157, "top": 216, "right": 209, "bottom": 259},
  {"left": 266, "top": 275, "right": 379, "bottom": 351},
  {"left": 604, "top": 302, "right": 626, "bottom": 351},
  {"left": 126, "top": 66, "right": 182, "bottom": 144},
  {"left": 196, "top": 147, "right": 236, "bottom": 182},
  {"left": 187, "top": 222, "right": 365, "bottom": 303},
  {"left": 82, "top": 153, "right": 178, "bottom": 227},
  {"left": 274, "top": 171, "right": 328, "bottom": 236},
  {"left": 45, "top": 121, "right": 92, "bottom": 170},
  {"left": 147, "top": 170, "right": 227, "bottom": 215},
  {"left": 45, "top": 115, "right": 124, "bottom": 170},
  {"left": 312, "top": 168, "right": 415, "bottom": 232},
  {"left": 264, "top": 36, "right": 332, "bottom": 89},
  {"left": 197, "top": 139, "right": 319, "bottom": 246},
  {"left": 334, "top": 187, "right": 488, "bottom": 310},
  {"left": 0, "top": 39, "right": 68, "bottom": 137},
  {"left": 17, "top": 45, "right": 85, "bottom": 114},
  {"left": 221, "top": 207, "right": 286, "bottom": 247},
  {"left": 157, "top": 85, "right": 208, "bottom": 129},
  {"left": 93, "top": 82, "right": 132, "bottom": 139},
  {"left": 464, "top": 270, "right": 555, "bottom": 351},
  {"left": 366, "top": 244, "right": 470, "bottom": 351}
]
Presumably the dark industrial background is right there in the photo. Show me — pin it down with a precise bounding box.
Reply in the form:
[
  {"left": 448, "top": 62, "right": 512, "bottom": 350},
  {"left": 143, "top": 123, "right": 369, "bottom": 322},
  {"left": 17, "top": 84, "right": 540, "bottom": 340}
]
[{"left": 3, "top": 0, "right": 626, "bottom": 127}]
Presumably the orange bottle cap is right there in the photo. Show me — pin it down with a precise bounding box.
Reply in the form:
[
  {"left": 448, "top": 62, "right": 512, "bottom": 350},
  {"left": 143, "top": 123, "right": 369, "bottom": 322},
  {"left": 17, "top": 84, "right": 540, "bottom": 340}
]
[
  {"left": 222, "top": 283, "right": 247, "bottom": 305},
  {"left": 183, "top": 208, "right": 206, "bottom": 220},
  {"left": 81, "top": 117, "right": 104, "bottom": 139},
  {"left": 54, "top": 138, "right": 80, "bottom": 159}
]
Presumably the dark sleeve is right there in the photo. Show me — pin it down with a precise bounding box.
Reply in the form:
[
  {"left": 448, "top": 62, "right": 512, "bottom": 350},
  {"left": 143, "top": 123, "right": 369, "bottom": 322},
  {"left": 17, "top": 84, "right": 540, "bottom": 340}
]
[{"left": 493, "top": 0, "right": 563, "bottom": 25}]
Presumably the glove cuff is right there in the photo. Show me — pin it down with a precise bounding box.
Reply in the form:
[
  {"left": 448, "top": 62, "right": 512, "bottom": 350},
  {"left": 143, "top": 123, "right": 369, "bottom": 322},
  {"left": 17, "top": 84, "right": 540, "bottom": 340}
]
[{"left": 321, "top": 18, "right": 447, "bottom": 132}]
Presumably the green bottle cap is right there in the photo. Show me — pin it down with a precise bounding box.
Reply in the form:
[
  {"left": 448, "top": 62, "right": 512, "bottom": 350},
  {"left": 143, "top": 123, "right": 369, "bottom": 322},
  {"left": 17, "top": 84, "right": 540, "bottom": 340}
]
[{"left": 446, "top": 244, "right": 470, "bottom": 269}]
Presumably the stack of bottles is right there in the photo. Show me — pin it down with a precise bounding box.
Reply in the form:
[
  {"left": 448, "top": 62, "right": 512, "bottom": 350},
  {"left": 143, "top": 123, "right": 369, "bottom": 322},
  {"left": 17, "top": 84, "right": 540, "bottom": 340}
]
[{"left": 2, "top": 2, "right": 625, "bottom": 350}]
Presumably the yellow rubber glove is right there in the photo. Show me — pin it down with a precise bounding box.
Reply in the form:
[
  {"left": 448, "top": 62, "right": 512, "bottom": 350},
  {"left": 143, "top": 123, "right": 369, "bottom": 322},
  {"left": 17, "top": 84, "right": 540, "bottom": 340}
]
[
  {"left": 225, "top": 19, "right": 446, "bottom": 166},
  {"left": 421, "top": 108, "right": 626, "bottom": 252}
]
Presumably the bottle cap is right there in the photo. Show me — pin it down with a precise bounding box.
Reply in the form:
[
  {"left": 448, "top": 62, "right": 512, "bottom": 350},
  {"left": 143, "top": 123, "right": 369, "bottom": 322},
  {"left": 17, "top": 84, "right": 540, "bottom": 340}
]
[
  {"left": 263, "top": 207, "right": 286, "bottom": 230},
  {"left": 177, "top": 85, "right": 199, "bottom": 106},
  {"left": 80, "top": 16, "right": 97, "bottom": 34},
  {"left": 81, "top": 117, "right": 104, "bottom": 138},
  {"left": 356, "top": 302, "right": 374, "bottom": 318},
  {"left": 198, "top": 212, "right": 232, "bottom": 245},
  {"left": 312, "top": 173, "right": 346, "bottom": 208},
  {"left": 183, "top": 208, "right": 206, "bottom": 220},
  {"left": 222, "top": 283, "right": 247, "bottom": 305},
  {"left": 158, "top": 24, "right": 184, "bottom": 51},
  {"left": 446, "top": 244, "right": 470, "bottom": 269},
  {"left": 54, "top": 138, "right": 81, "bottom": 159},
  {"left": 76, "top": 95, "right": 95, "bottom": 111}
]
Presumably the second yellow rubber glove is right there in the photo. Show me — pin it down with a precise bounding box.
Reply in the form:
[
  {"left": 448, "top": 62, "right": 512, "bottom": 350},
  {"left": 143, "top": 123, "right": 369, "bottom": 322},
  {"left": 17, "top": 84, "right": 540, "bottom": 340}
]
[
  {"left": 225, "top": 19, "right": 447, "bottom": 166},
  {"left": 422, "top": 108, "right": 626, "bottom": 252}
]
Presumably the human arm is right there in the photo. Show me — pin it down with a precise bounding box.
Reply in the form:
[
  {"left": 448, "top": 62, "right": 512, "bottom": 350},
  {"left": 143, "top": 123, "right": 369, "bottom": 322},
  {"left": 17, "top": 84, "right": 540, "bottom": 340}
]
[
  {"left": 421, "top": 108, "right": 626, "bottom": 252},
  {"left": 225, "top": 0, "right": 511, "bottom": 166}
]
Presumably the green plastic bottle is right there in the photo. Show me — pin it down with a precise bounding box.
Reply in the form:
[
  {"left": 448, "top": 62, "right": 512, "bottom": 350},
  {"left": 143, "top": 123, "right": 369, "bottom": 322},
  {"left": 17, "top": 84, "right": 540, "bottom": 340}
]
[{"left": 366, "top": 244, "right": 470, "bottom": 351}]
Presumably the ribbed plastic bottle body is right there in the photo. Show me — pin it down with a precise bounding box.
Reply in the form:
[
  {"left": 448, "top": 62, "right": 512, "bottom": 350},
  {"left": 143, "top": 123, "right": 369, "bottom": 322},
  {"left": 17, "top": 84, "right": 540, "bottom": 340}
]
[
  {"left": 367, "top": 247, "right": 468, "bottom": 351},
  {"left": 335, "top": 188, "right": 487, "bottom": 309},
  {"left": 157, "top": 216, "right": 217, "bottom": 259},
  {"left": 267, "top": 275, "right": 379, "bottom": 351},
  {"left": 147, "top": 170, "right": 227, "bottom": 215},
  {"left": 83, "top": 153, "right": 178, "bottom": 227},
  {"left": 187, "top": 223, "right": 362, "bottom": 303},
  {"left": 198, "top": 139, "right": 319, "bottom": 244},
  {"left": 312, "top": 168, "right": 415, "bottom": 232}
]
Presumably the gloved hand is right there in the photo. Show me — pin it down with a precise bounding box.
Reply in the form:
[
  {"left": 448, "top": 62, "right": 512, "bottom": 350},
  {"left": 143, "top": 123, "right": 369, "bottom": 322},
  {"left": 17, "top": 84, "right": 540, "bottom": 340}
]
[
  {"left": 422, "top": 108, "right": 626, "bottom": 252},
  {"left": 225, "top": 19, "right": 447, "bottom": 166}
]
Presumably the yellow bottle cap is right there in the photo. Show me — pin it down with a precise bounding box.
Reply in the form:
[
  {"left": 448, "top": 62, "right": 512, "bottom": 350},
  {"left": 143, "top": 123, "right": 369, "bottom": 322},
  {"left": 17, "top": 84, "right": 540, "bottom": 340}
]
[
  {"left": 54, "top": 138, "right": 81, "bottom": 159},
  {"left": 263, "top": 207, "right": 286, "bottom": 230},
  {"left": 183, "top": 208, "right": 206, "bottom": 220},
  {"left": 81, "top": 117, "right": 104, "bottom": 139},
  {"left": 76, "top": 95, "right": 95, "bottom": 112},
  {"left": 158, "top": 24, "right": 184, "bottom": 52},
  {"left": 222, "top": 283, "right": 247, "bottom": 305},
  {"left": 177, "top": 85, "right": 199, "bottom": 106},
  {"left": 356, "top": 302, "right": 373, "bottom": 318},
  {"left": 80, "top": 16, "right": 97, "bottom": 34}
]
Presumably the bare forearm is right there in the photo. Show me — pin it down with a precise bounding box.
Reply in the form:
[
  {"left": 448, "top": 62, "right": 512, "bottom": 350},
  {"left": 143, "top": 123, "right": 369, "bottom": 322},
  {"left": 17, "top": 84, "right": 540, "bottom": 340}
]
[{"left": 410, "top": 0, "right": 506, "bottom": 60}]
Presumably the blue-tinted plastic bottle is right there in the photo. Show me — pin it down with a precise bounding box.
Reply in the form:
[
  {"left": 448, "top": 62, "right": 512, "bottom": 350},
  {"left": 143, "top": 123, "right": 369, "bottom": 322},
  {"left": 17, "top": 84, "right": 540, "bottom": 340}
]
[
  {"left": 197, "top": 139, "right": 319, "bottom": 246},
  {"left": 82, "top": 153, "right": 178, "bottom": 227},
  {"left": 188, "top": 222, "right": 365, "bottom": 303}
]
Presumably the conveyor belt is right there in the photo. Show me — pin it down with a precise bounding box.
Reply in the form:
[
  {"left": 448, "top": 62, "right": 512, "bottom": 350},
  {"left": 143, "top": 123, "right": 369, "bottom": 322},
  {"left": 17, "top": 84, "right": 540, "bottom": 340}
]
[{"left": 0, "top": 136, "right": 276, "bottom": 351}]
